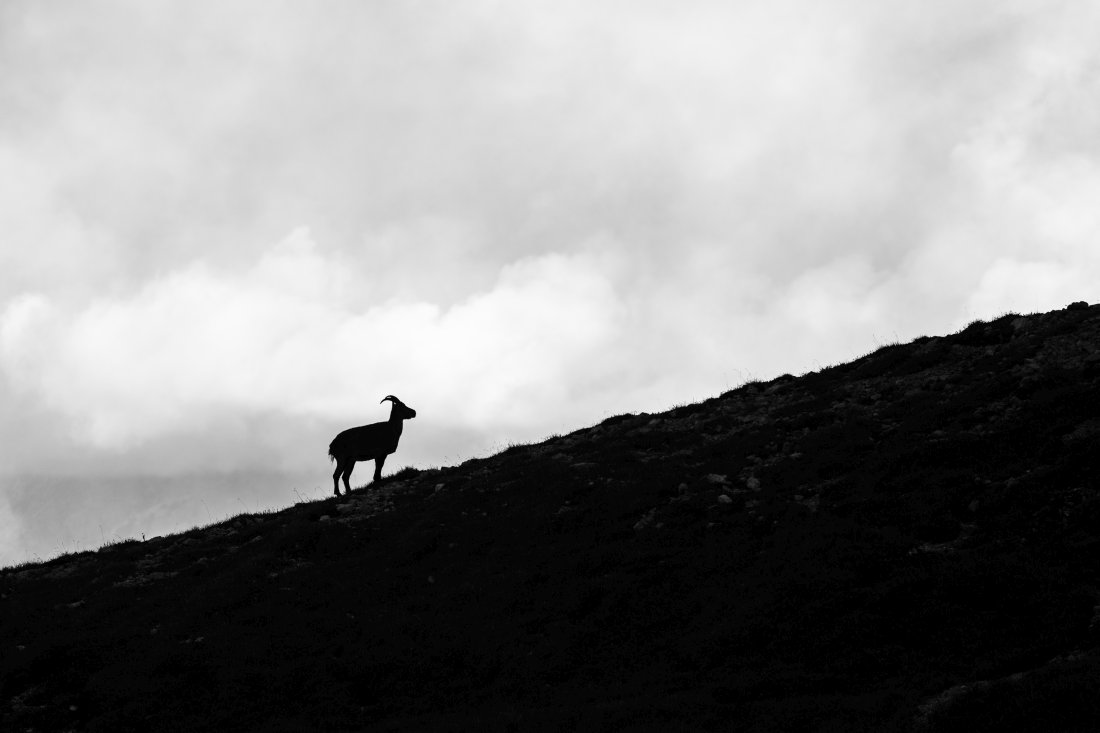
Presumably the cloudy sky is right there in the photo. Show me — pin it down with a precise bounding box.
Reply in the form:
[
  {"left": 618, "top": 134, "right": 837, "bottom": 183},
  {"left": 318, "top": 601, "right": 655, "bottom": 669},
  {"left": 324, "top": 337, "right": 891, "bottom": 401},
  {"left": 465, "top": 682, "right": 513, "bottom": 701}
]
[{"left": 2, "top": 0, "right": 1099, "bottom": 566}]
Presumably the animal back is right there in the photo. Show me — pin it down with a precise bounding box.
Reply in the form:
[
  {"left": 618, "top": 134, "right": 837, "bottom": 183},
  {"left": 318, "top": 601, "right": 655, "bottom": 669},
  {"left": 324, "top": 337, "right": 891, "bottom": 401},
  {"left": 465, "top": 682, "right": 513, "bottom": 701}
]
[{"left": 328, "top": 423, "right": 398, "bottom": 460}]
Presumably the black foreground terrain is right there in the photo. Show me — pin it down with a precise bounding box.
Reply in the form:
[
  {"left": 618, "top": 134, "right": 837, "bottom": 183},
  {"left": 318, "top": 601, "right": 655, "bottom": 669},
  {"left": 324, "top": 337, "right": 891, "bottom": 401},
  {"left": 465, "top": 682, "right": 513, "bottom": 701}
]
[{"left": 4, "top": 302, "right": 1100, "bottom": 732}]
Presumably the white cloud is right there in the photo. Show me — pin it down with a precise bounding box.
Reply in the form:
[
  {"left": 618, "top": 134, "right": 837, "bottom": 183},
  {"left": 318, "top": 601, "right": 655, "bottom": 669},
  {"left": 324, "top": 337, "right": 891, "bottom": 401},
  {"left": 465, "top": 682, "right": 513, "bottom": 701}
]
[
  {"left": 0, "top": 229, "right": 628, "bottom": 464},
  {"left": 969, "top": 259, "right": 1098, "bottom": 318}
]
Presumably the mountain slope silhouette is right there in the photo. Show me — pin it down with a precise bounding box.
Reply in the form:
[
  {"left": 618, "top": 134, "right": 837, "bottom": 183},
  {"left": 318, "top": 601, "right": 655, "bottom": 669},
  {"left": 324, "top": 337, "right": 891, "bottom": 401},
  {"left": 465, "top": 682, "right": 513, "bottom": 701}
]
[{"left": 4, "top": 302, "right": 1100, "bottom": 731}]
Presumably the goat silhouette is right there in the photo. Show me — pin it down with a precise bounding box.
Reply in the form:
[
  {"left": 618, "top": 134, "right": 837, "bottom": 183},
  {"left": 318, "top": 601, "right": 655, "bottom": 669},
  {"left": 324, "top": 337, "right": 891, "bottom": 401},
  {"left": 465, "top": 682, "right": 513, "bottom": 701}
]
[{"left": 328, "top": 395, "right": 416, "bottom": 496}]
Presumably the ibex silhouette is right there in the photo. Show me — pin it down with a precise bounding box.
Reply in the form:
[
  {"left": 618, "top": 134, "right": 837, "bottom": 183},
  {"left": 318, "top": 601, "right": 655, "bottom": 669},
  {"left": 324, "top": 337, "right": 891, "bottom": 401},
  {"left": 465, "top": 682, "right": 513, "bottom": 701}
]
[{"left": 328, "top": 395, "right": 416, "bottom": 496}]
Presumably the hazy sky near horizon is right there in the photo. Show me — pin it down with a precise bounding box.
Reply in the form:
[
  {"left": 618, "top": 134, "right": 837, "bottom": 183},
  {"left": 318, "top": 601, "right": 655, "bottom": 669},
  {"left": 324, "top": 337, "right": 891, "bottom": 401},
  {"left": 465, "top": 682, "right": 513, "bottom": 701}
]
[{"left": 2, "top": 1, "right": 1100, "bottom": 563}]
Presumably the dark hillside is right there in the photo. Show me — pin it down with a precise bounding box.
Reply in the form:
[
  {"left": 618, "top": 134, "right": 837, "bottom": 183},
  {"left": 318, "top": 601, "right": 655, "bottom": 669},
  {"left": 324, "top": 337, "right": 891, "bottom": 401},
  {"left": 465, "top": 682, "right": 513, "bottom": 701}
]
[{"left": 4, "top": 301, "right": 1100, "bottom": 731}]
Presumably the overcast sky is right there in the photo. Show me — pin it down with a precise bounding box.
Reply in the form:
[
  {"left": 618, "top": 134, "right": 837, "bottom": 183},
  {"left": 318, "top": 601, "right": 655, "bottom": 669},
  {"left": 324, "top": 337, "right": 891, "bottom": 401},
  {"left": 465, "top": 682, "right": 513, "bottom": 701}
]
[{"left": 2, "top": 0, "right": 1099, "bottom": 565}]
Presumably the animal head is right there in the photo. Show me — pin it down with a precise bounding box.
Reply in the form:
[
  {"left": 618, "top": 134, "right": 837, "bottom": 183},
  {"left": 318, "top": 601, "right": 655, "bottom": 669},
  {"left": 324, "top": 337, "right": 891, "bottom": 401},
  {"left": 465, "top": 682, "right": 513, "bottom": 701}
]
[{"left": 381, "top": 395, "right": 417, "bottom": 420}]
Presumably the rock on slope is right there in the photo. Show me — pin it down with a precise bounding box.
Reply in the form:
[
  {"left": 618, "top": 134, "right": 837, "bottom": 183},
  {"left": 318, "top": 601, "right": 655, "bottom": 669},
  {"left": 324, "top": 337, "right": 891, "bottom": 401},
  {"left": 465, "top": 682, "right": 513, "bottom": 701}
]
[{"left": 3, "top": 302, "right": 1100, "bottom": 732}]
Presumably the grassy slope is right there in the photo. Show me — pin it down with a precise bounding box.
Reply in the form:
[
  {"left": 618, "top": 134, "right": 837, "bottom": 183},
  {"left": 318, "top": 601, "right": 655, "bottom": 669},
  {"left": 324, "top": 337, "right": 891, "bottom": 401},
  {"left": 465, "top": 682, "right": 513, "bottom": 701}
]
[{"left": 3, "top": 303, "right": 1100, "bottom": 732}]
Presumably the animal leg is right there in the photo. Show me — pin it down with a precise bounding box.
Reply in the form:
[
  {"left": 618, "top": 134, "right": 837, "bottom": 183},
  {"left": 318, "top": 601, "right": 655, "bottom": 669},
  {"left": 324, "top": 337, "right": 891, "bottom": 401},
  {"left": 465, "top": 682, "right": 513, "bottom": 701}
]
[
  {"left": 373, "top": 454, "right": 387, "bottom": 482},
  {"left": 332, "top": 462, "right": 343, "bottom": 496},
  {"left": 341, "top": 461, "right": 355, "bottom": 495}
]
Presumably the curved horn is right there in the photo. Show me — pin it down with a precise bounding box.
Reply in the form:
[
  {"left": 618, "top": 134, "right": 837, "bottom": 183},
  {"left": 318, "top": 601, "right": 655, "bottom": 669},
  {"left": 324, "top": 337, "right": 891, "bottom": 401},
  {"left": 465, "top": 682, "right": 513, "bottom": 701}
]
[{"left": 381, "top": 395, "right": 398, "bottom": 404}]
